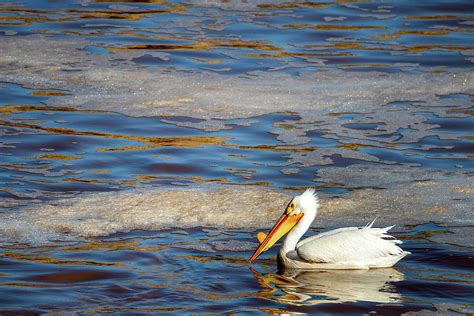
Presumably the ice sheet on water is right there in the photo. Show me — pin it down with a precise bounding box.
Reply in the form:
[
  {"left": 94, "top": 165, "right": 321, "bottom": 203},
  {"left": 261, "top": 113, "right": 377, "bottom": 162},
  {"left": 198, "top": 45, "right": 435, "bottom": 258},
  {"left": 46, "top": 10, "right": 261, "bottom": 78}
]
[
  {"left": 0, "top": 166, "right": 471, "bottom": 246},
  {"left": 316, "top": 164, "right": 466, "bottom": 188},
  {"left": 0, "top": 186, "right": 290, "bottom": 245},
  {"left": 210, "top": 240, "right": 255, "bottom": 252},
  {"left": 316, "top": 165, "right": 474, "bottom": 247},
  {"left": 1, "top": 35, "right": 472, "bottom": 248},
  {"left": 1, "top": 35, "right": 472, "bottom": 122}
]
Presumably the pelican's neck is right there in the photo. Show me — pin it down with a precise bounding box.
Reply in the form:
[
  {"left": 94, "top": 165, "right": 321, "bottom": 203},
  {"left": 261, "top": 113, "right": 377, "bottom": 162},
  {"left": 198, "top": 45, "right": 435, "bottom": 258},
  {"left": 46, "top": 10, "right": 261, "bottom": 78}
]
[{"left": 280, "top": 212, "right": 314, "bottom": 256}]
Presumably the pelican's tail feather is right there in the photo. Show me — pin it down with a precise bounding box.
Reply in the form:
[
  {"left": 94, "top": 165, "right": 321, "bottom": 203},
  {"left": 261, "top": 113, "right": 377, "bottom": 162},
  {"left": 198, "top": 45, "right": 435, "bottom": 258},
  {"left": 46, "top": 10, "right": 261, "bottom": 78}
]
[{"left": 365, "top": 218, "right": 377, "bottom": 228}]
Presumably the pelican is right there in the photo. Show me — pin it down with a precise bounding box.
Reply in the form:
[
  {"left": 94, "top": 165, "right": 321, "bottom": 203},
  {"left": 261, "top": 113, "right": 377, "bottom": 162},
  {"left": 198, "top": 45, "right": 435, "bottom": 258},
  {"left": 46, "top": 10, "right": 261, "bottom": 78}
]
[{"left": 249, "top": 189, "right": 409, "bottom": 269}]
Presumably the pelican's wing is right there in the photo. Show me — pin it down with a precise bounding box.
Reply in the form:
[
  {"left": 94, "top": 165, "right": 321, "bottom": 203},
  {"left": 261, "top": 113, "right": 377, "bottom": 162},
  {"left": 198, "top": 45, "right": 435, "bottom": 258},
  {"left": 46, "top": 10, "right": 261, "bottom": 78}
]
[{"left": 296, "top": 224, "right": 408, "bottom": 266}]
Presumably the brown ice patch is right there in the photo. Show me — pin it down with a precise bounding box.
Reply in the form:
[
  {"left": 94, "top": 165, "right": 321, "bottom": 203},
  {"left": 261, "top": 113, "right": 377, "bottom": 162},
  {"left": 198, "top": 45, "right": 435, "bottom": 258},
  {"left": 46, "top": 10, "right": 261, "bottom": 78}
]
[
  {"left": 1, "top": 35, "right": 473, "bottom": 121},
  {"left": 0, "top": 186, "right": 291, "bottom": 244},
  {"left": 318, "top": 180, "right": 473, "bottom": 229},
  {"left": 315, "top": 165, "right": 473, "bottom": 231},
  {"left": 1, "top": 173, "right": 472, "bottom": 246},
  {"left": 140, "top": 97, "right": 194, "bottom": 108}
]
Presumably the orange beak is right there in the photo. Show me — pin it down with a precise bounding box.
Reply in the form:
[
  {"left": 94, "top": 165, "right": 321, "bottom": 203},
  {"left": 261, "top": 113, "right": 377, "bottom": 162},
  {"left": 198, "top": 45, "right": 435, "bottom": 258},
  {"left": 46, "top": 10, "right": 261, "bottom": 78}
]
[{"left": 248, "top": 212, "right": 303, "bottom": 263}]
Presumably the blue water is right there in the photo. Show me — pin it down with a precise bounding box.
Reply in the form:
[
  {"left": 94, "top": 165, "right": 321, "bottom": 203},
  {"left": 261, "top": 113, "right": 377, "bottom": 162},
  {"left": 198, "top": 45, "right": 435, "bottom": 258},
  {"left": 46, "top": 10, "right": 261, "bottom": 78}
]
[
  {"left": 1, "top": 0, "right": 473, "bottom": 74},
  {"left": 0, "top": 0, "right": 473, "bottom": 314},
  {"left": 0, "top": 224, "right": 472, "bottom": 314},
  {"left": 1, "top": 82, "right": 472, "bottom": 206}
]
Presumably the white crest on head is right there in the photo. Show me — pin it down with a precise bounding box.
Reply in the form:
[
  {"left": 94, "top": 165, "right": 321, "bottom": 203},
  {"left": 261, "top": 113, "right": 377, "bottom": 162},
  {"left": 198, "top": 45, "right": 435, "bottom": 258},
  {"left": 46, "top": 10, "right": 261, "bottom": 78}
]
[{"left": 293, "top": 188, "right": 319, "bottom": 215}]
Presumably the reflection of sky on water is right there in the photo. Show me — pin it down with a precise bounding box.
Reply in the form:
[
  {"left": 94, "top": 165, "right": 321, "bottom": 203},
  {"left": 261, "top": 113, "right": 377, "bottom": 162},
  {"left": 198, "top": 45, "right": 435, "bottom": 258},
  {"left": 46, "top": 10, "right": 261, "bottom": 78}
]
[
  {"left": 0, "top": 1, "right": 473, "bottom": 314},
  {"left": 1, "top": 82, "right": 472, "bottom": 208},
  {"left": 1, "top": 0, "right": 473, "bottom": 74}
]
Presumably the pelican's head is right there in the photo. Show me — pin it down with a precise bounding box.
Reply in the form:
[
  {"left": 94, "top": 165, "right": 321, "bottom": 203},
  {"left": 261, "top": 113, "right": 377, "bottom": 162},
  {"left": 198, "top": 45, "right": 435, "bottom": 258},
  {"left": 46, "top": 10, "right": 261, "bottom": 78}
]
[
  {"left": 287, "top": 188, "right": 319, "bottom": 218},
  {"left": 249, "top": 188, "right": 319, "bottom": 263}
]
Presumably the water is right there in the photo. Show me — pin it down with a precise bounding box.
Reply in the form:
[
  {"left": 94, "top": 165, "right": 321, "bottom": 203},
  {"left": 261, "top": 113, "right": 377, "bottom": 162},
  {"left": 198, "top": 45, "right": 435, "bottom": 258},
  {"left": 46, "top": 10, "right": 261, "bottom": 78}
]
[
  {"left": 1, "top": 0, "right": 473, "bottom": 74},
  {"left": 1, "top": 0, "right": 473, "bottom": 314},
  {"left": 0, "top": 225, "right": 473, "bottom": 314}
]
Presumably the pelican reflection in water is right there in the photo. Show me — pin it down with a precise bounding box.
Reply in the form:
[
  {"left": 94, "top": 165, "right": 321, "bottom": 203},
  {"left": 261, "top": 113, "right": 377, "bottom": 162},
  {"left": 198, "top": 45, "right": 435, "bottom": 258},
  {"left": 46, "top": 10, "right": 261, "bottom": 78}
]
[
  {"left": 250, "top": 267, "right": 405, "bottom": 305},
  {"left": 249, "top": 189, "right": 409, "bottom": 269}
]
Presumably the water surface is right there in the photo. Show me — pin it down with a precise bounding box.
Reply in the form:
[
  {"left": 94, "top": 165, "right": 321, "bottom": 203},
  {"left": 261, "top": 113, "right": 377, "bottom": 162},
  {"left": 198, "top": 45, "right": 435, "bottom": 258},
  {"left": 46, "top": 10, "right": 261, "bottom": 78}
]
[
  {"left": 0, "top": 0, "right": 473, "bottom": 314},
  {"left": 1, "top": 0, "right": 473, "bottom": 74},
  {"left": 0, "top": 224, "right": 473, "bottom": 314}
]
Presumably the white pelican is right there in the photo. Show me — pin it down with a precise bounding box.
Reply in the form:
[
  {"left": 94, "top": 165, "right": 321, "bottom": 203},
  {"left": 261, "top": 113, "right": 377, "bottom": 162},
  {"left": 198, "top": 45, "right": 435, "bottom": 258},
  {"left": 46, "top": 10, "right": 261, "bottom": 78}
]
[{"left": 249, "top": 188, "right": 409, "bottom": 269}]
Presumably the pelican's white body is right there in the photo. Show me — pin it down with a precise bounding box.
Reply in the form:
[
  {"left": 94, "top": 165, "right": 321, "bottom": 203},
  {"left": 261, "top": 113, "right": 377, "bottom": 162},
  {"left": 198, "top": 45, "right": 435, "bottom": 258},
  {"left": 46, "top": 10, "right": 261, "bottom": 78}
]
[{"left": 276, "top": 189, "right": 410, "bottom": 270}]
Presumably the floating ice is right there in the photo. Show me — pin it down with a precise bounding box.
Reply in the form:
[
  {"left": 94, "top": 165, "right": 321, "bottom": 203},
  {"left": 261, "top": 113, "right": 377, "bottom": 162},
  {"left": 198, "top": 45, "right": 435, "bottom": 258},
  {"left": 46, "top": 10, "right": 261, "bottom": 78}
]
[
  {"left": 0, "top": 186, "right": 290, "bottom": 245},
  {"left": 1, "top": 36, "right": 472, "bottom": 121},
  {"left": 1, "top": 34, "right": 472, "bottom": 248},
  {"left": 0, "top": 170, "right": 471, "bottom": 246}
]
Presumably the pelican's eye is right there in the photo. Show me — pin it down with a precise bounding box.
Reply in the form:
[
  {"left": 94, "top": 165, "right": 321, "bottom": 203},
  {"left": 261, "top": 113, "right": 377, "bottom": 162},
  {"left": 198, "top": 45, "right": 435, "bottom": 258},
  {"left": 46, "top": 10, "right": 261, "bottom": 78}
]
[{"left": 286, "top": 201, "right": 296, "bottom": 214}]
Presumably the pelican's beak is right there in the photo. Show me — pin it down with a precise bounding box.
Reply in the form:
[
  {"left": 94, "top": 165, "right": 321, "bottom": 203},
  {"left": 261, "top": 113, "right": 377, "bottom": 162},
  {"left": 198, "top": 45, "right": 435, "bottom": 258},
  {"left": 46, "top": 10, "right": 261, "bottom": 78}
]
[{"left": 248, "top": 212, "right": 303, "bottom": 263}]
